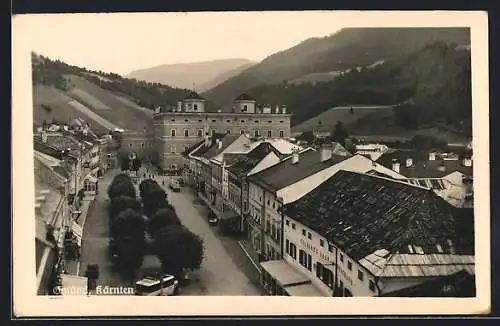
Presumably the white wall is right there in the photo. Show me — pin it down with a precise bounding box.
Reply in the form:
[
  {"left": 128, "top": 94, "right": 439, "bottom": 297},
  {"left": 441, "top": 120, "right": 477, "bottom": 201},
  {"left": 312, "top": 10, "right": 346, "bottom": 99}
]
[
  {"left": 262, "top": 190, "right": 282, "bottom": 259},
  {"left": 222, "top": 167, "right": 229, "bottom": 200},
  {"left": 249, "top": 152, "right": 280, "bottom": 175},
  {"left": 284, "top": 217, "right": 379, "bottom": 297},
  {"left": 212, "top": 134, "right": 249, "bottom": 161}
]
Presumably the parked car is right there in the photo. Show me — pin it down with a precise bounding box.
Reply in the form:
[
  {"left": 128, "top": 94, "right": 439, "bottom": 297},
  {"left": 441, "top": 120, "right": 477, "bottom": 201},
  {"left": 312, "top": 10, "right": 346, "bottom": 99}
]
[
  {"left": 208, "top": 212, "right": 219, "bottom": 226},
  {"left": 169, "top": 180, "right": 181, "bottom": 192},
  {"left": 135, "top": 274, "right": 179, "bottom": 296}
]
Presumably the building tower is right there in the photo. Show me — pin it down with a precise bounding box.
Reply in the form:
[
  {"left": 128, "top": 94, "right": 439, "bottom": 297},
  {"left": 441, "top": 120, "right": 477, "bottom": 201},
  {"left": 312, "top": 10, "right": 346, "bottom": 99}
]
[
  {"left": 234, "top": 93, "right": 257, "bottom": 113},
  {"left": 183, "top": 91, "right": 207, "bottom": 113}
]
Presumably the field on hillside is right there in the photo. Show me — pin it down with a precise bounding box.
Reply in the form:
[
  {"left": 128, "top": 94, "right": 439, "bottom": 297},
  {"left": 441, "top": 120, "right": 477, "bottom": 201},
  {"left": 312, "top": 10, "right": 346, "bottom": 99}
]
[
  {"left": 32, "top": 84, "right": 112, "bottom": 135},
  {"left": 109, "top": 93, "right": 155, "bottom": 115},
  {"left": 66, "top": 75, "right": 153, "bottom": 131},
  {"left": 292, "top": 105, "right": 470, "bottom": 143},
  {"left": 292, "top": 105, "right": 397, "bottom": 133}
]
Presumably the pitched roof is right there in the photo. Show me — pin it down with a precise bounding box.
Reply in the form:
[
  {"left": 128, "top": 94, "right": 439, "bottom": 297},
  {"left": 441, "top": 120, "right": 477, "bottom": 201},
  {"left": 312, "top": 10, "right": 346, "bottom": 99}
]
[
  {"left": 331, "top": 142, "right": 352, "bottom": 157},
  {"left": 183, "top": 91, "right": 206, "bottom": 101},
  {"left": 181, "top": 139, "right": 205, "bottom": 158},
  {"left": 190, "top": 133, "right": 233, "bottom": 158},
  {"left": 381, "top": 269, "right": 475, "bottom": 297},
  {"left": 282, "top": 170, "right": 474, "bottom": 262},
  {"left": 33, "top": 138, "right": 70, "bottom": 160},
  {"left": 377, "top": 149, "right": 473, "bottom": 178},
  {"left": 226, "top": 142, "right": 278, "bottom": 176},
  {"left": 70, "top": 131, "right": 100, "bottom": 145},
  {"left": 234, "top": 93, "right": 256, "bottom": 101},
  {"left": 201, "top": 134, "right": 241, "bottom": 159},
  {"left": 248, "top": 148, "right": 346, "bottom": 192}
]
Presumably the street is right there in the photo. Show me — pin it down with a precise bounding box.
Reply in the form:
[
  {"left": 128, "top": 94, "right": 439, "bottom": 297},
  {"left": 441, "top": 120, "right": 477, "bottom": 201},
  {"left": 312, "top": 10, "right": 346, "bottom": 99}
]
[
  {"left": 79, "top": 167, "right": 262, "bottom": 295},
  {"left": 163, "top": 181, "right": 262, "bottom": 296},
  {"left": 78, "top": 169, "right": 128, "bottom": 290}
]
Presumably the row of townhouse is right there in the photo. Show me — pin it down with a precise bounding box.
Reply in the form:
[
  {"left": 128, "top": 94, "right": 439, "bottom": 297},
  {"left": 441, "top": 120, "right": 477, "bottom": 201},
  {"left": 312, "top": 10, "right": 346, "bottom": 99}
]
[
  {"left": 34, "top": 129, "right": 113, "bottom": 196},
  {"left": 33, "top": 128, "right": 112, "bottom": 294},
  {"left": 182, "top": 133, "right": 306, "bottom": 229},
  {"left": 183, "top": 135, "right": 476, "bottom": 297}
]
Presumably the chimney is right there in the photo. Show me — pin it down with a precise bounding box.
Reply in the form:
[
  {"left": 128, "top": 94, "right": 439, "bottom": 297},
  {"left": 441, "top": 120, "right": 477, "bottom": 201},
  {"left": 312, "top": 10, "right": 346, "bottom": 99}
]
[
  {"left": 204, "top": 135, "right": 210, "bottom": 147},
  {"left": 83, "top": 129, "right": 88, "bottom": 136},
  {"left": 275, "top": 105, "right": 279, "bottom": 114},
  {"left": 392, "top": 159, "right": 400, "bottom": 173},
  {"left": 177, "top": 101, "right": 183, "bottom": 111},
  {"left": 405, "top": 157, "right": 413, "bottom": 168},
  {"left": 463, "top": 156, "right": 472, "bottom": 167},
  {"left": 320, "top": 144, "right": 332, "bottom": 162},
  {"left": 217, "top": 139, "right": 222, "bottom": 149},
  {"left": 282, "top": 105, "right": 287, "bottom": 114},
  {"left": 429, "top": 151, "right": 436, "bottom": 161},
  {"left": 41, "top": 130, "right": 48, "bottom": 143},
  {"left": 291, "top": 151, "right": 299, "bottom": 164}
]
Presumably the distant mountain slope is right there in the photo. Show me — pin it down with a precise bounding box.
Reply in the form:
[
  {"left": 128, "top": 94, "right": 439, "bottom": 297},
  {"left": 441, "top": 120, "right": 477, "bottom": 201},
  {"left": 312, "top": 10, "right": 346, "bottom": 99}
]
[
  {"left": 31, "top": 52, "right": 204, "bottom": 132},
  {"left": 197, "top": 62, "right": 255, "bottom": 92},
  {"left": 202, "top": 27, "right": 470, "bottom": 107},
  {"left": 127, "top": 59, "right": 255, "bottom": 90},
  {"left": 245, "top": 41, "right": 472, "bottom": 139}
]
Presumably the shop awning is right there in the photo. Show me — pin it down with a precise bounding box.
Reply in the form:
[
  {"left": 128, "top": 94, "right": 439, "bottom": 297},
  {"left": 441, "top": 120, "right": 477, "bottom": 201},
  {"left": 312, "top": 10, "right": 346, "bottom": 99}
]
[
  {"left": 260, "top": 260, "right": 310, "bottom": 287},
  {"left": 285, "top": 282, "right": 326, "bottom": 297},
  {"left": 71, "top": 220, "right": 83, "bottom": 246}
]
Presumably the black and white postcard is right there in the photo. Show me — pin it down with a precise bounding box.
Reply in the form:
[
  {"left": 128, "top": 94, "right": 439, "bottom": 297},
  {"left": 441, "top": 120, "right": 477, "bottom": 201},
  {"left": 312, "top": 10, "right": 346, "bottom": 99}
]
[{"left": 12, "top": 10, "right": 490, "bottom": 316}]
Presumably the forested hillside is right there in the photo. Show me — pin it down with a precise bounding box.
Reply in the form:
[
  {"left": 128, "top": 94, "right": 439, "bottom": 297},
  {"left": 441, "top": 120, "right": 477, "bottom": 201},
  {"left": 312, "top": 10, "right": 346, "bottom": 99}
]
[
  {"left": 202, "top": 27, "right": 470, "bottom": 108},
  {"left": 245, "top": 41, "right": 472, "bottom": 136},
  {"left": 32, "top": 53, "right": 212, "bottom": 111}
]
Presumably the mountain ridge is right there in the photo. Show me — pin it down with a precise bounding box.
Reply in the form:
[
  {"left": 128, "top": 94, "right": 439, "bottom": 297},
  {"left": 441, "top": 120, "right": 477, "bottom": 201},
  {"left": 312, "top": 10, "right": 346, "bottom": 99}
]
[
  {"left": 127, "top": 58, "right": 256, "bottom": 91},
  {"left": 201, "top": 27, "right": 470, "bottom": 108}
]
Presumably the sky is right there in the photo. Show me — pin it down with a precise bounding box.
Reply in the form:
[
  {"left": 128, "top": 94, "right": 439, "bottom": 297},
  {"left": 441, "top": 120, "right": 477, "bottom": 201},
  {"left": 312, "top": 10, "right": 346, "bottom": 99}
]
[{"left": 19, "top": 11, "right": 346, "bottom": 76}]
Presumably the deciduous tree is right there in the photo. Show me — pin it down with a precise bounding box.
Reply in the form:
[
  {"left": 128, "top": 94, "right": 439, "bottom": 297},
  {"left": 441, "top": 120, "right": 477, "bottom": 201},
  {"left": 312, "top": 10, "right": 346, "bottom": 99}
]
[
  {"left": 109, "top": 196, "right": 141, "bottom": 226},
  {"left": 154, "top": 225, "right": 204, "bottom": 281},
  {"left": 148, "top": 207, "right": 181, "bottom": 238}
]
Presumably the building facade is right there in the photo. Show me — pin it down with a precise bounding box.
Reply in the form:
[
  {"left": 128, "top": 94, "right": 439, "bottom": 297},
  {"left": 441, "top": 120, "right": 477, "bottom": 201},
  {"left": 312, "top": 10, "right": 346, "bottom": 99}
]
[
  {"left": 247, "top": 146, "right": 407, "bottom": 263},
  {"left": 149, "top": 92, "right": 292, "bottom": 171},
  {"left": 274, "top": 170, "right": 475, "bottom": 297}
]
